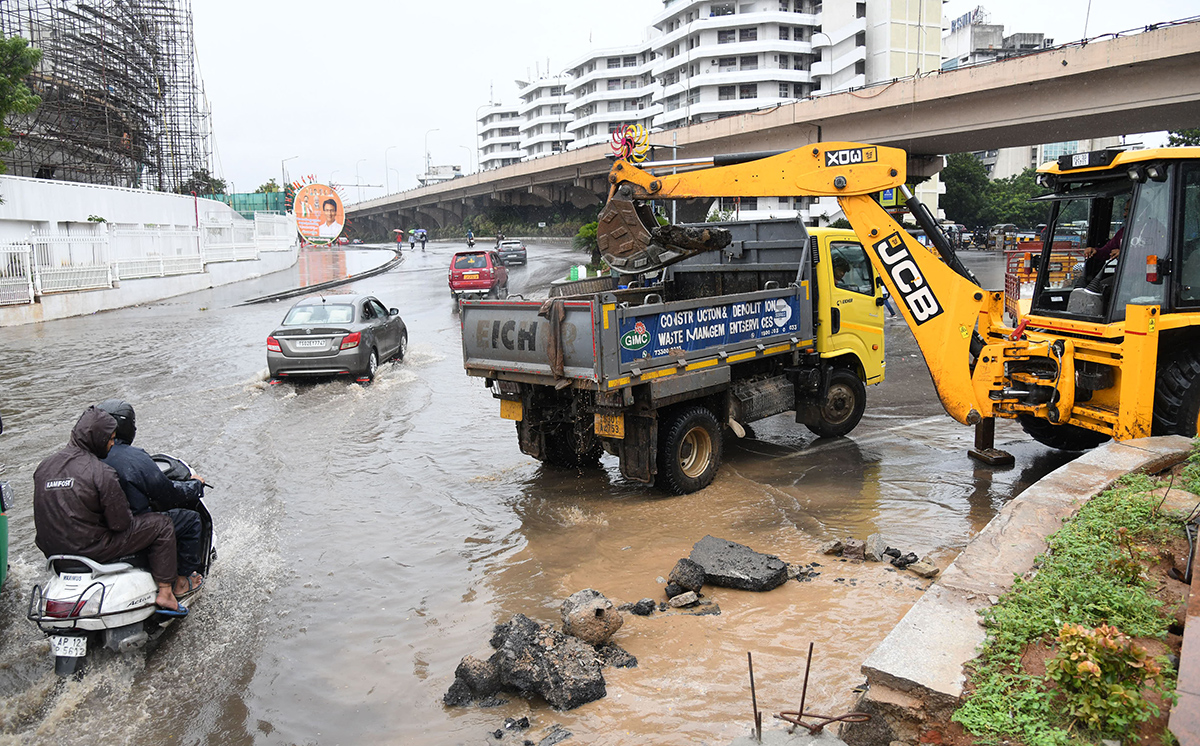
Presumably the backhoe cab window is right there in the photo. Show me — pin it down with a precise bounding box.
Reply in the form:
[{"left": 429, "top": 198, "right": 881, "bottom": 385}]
[
  {"left": 829, "top": 241, "right": 874, "bottom": 296},
  {"left": 1031, "top": 188, "right": 1131, "bottom": 319},
  {"left": 1112, "top": 177, "right": 1170, "bottom": 320},
  {"left": 1179, "top": 164, "right": 1200, "bottom": 306}
]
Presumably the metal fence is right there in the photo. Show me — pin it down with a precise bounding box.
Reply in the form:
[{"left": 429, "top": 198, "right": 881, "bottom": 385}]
[
  {"left": 1, "top": 211, "right": 297, "bottom": 306},
  {"left": 0, "top": 242, "right": 34, "bottom": 305}
]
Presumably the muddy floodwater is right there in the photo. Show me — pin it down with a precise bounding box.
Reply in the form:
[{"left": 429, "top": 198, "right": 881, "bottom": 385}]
[{"left": 0, "top": 242, "right": 1075, "bottom": 745}]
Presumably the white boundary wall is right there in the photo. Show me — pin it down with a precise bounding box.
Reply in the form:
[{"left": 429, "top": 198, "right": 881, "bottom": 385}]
[{"left": 0, "top": 175, "right": 298, "bottom": 326}]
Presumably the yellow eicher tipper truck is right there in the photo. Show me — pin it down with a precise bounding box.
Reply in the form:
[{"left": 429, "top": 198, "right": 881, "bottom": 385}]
[{"left": 460, "top": 218, "right": 887, "bottom": 494}]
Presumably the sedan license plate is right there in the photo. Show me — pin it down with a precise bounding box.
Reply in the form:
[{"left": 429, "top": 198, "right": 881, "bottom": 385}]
[
  {"left": 294, "top": 339, "right": 324, "bottom": 348},
  {"left": 50, "top": 635, "right": 86, "bottom": 657},
  {"left": 464, "top": 273, "right": 479, "bottom": 280},
  {"left": 594, "top": 413, "right": 625, "bottom": 439}
]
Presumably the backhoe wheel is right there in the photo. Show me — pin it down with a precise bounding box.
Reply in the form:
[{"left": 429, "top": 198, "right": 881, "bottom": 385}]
[
  {"left": 542, "top": 425, "right": 602, "bottom": 469},
  {"left": 805, "top": 368, "right": 867, "bottom": 438},
  {"left": 1153, "top": 345, "right": 1200, "bottom": 436},
  {"left": 1017, "top": 414, "right": 1110, "bottom": 451},
  {"left": 655, "top": 406, "right": 722, "bottom": 495}
]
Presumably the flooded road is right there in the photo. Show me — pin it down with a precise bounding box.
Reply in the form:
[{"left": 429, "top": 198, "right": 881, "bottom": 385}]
[{"left": 0, "top": 243, "right": 1074, "bottom": 745}]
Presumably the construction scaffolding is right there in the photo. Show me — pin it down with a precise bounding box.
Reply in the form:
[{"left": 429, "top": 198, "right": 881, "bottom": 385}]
[{"left": 0, "top": 0, "right": 210, "bottom": 192}]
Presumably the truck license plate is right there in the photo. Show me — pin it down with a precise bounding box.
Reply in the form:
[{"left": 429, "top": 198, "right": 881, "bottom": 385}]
[
  {"left": 594, "top": 413, "right": 624, "bottom": 439},
  {"left": 50, "top": 635, "right": 87, "bottom": 657},
  {"left": 500, "top": 399, "right": 523, "bottom": 421}
]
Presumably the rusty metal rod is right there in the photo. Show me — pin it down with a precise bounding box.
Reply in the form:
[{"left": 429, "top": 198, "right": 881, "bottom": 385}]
[
  {"left": 788, "top": 642, "right": 815, "bottom": 735},
  {"left": 748, "top": 651, "right": 761, "bottom": 743}
]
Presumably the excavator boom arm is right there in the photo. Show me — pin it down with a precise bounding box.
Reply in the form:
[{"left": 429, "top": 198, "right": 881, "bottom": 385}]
[{"left": 598, "top": 141, "right": 991, "bottom": 426}]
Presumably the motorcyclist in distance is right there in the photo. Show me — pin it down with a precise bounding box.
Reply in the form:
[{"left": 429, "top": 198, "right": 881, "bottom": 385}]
[{"left": 96, "top": 400, "right": 206, "bottom": 599}]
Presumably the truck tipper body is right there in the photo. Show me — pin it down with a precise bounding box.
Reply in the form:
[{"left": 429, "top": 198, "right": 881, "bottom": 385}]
[{"left": 460, "top": 219, "right": 886, "bottom": 493}]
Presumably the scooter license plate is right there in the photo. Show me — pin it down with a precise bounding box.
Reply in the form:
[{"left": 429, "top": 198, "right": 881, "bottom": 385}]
[{"left": 50, "top": 635, "right": 86, "bottom": 657}]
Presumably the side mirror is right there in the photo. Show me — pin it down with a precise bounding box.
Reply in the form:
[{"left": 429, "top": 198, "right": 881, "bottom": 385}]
[{"left": 390, "top": 308, "right": 399, "bottom": 316}]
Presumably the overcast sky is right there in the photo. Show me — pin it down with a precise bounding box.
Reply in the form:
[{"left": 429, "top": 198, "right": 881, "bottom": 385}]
[{"left": 191, "top": 1, "right": 1197, "bottom": 202}]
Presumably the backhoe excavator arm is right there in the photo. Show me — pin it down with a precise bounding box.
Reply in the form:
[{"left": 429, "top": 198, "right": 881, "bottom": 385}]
[{"left": 598, "top": 141, "right": 991, "bottom": 427}]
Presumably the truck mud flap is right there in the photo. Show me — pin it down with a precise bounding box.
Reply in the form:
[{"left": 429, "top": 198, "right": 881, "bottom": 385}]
[
  {"left": 617, "top": 412, "right": 657, "bottom": 484},
  {"left": 516, "top": 417, "right": 545, "bottom": 461},
  {"left": 790, "top": 363, "right": 825, "bottom": 427}
]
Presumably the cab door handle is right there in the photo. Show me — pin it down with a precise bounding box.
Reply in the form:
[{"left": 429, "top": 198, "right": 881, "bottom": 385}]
[{"left": 831, "top": 306, "right": 841, "bottom": 334}]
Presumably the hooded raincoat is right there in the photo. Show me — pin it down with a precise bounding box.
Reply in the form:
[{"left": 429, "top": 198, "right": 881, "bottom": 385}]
[{"left": 33, "top": 407, "right": 177, "bottom": 584}]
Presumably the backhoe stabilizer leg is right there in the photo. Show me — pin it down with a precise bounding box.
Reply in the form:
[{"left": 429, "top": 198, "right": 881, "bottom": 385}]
[
  {"left": 597, "top": 191, "right": 731, "bottom": 275},
  {"left": 967, "top": 417, "right": 1014, "bottom": 466}
]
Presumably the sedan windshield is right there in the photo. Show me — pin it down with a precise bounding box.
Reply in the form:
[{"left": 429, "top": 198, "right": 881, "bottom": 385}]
[{"left": 282, "top": 304, "right": 355, "bottom": 325}]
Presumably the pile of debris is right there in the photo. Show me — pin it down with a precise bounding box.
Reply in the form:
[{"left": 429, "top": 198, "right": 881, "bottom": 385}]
[
  {"left": 661, "top": 534, "right": 790, "bottom": 608},
  {"left": 820, "top": 533, "right": 939, "bottom": 578},
  {"left": 444, "top": 589, "right": 636, "bottom": 711}
]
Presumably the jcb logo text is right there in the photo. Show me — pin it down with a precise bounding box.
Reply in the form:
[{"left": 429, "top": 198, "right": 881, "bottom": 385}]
[{"left": 872, "top": 233, "right": 943, "bottom": 324}]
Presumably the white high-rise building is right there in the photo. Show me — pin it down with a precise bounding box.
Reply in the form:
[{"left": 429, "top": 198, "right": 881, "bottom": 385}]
[
  {"left": 648, "top": 0, "right": 821, "bottom": 130},
  {"left": 472, "top": 1, "right": 945, "bottom": 222},
  {"left": 477, "top": 104, "right": 522, "bottom": 172},
  {"left": 516, "top": 75, "right": 574, "bottom": 158},
  {"left": 564, "top": 45, "right": 660, "bottom": 150}
]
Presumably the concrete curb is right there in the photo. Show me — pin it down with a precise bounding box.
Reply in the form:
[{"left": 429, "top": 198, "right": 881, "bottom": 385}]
[
  {"left": 841, "top": 434, "right": 1196, "bottom": 746},
  {"left": 237, "top": 249, "right": 403, "bottom": 306}
]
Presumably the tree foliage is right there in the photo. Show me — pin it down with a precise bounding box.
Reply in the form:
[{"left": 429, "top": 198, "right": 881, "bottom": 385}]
[
  {"left": 1167, "top": 128, "right": 1200, "bottom": 147},
  {"left": 255, "top": 178, "right": 280, "bottom": 193},
  {"left": 941, "top": 153, "right": 1050, "bottom": 230},
  {"left": 176, "top": 168, "right": 227, "bottom": 195},
  {"left": 0, "top": 34, "right": 42, "bottom": 172}
]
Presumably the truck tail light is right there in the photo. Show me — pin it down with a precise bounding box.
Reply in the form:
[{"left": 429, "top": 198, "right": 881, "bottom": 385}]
[
  {"left": 340, "top": 332, "right": 361, "bottom": 350},
  {"left": 1022, "top": 252, "right": 1033, "bottom": 274},
  {"left": 267, "top": 336, "right": 281, "bottom": 352},
  {"left": 1146, "top": 254, "right": 1159, "bottom": 283}
]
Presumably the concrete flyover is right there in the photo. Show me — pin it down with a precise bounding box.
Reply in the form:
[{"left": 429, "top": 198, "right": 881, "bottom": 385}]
[{"left": 349, "top": 21, "right": 1200, "bottom": 235}]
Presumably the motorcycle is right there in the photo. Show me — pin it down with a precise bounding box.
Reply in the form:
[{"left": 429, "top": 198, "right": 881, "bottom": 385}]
[{"left": 26, "top": 454, "right": 215, "bottom": 677}]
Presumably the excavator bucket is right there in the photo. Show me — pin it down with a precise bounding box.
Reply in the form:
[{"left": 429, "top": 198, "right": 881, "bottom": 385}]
[{"left": 597, "top": 186, "right": 731, "bottom": 275}]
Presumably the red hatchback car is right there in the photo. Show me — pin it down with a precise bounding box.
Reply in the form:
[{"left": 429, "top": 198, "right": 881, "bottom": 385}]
[{"left": 448, "top": 250, "right": 509, "bottom": 301}]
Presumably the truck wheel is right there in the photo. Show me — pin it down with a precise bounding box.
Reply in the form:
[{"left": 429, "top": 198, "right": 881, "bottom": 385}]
[
  {"left": 543, "top": 426, "right": 602, "bottom": 468},
  {"left": 655, "top": 406, "right": 722, "bottom": 495},
  {"left": 1153, "top": 345, "right": 1200, "bottom": 436},
  {"left": 1017, "top": 414, "right": 1110, "bottom": 451},
  {"left": 805, "top": 368, "right": 866, "bottom": 438}
]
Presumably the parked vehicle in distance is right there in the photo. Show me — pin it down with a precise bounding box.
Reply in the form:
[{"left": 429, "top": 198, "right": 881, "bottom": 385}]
[
  {"left": 497, "top": 239, "right": 527, "bottom": 266},
  {"left": 448, "top": 250, "right": 509, "bottom": 302},
  {"left": 350, "top": 238, "right": 364, "bottom": 245},
  {"left": 267, "top": 294, "right": 407, "bottom": 382}
]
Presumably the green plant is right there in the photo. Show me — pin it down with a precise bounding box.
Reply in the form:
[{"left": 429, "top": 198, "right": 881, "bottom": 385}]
[
  {"left": 573, "top": 221, "right": 600, "bottom": 265},
  {"left": 1045, "top": 622, "right": 1164, "bottom": 733},
  {"left": 87, "top": 215, "right": 107, "bottom": 223},
  {"left": 952, "top": 472, "right": 1181, "bottom": 745}
]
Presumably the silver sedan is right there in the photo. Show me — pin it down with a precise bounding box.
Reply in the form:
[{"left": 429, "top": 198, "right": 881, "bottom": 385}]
[{"left": 266, "top": 294, "right": 408, "bottom": 382}]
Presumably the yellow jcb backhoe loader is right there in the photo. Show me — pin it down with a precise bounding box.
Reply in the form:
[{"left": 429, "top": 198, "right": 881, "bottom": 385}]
[{"left": 597, "top": 141, "right": 1200, "bottom": 460}]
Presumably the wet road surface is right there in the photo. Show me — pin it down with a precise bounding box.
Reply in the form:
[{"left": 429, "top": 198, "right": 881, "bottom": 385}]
[{"left": 0, "top": 243, "right": 1075, "bottom": 745}]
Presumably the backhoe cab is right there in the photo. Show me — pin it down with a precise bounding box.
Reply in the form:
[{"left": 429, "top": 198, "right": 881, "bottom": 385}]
[{"left": 598, "top": 141, "right": 1200, "bottom": 457}]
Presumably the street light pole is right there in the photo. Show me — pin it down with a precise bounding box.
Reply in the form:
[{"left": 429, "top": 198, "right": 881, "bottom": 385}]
[
  {"left": 384, "top": 145, "right": 398, "bottom": 194},
  {"left": 458, "top": 145, "right": 474, "bottom": 174},
  {"left": 281, "top": 155, "right": 298, "bottom": 190},
  {"left": 329, "top": 170, "right": 339, "bottom": 187},
  {"left": 355, "top": 158, "right": 366, "bottom": 203},
  {"left": 424, "top": 128, "right": 440, "bottom": 184}
]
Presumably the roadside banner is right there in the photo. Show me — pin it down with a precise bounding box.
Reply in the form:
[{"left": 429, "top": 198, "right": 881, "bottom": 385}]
[{"left": 294, "top": 184, "right": 344, "bottom": 245}]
